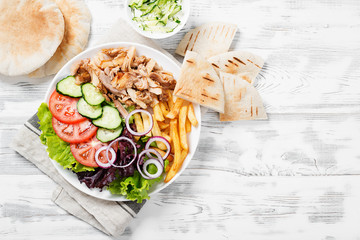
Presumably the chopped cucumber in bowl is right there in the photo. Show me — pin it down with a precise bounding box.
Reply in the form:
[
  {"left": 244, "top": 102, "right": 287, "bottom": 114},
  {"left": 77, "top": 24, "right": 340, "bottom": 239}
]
[{"left": 125, "top": 0, "right": 190, "bottom": 39}]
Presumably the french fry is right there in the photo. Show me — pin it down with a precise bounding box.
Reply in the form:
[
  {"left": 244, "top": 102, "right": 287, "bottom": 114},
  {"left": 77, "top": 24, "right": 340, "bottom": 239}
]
[
  {"left": 158, "top": 121, "right": 169, "bottom": 130},
  {"left": 188, "top": 103, "right": 198, "bottom": 126},
  {"left": 165, "top": 119, "right": 181, "bottom": 182},
  {"left": 167, "top": 154, "right": 174, "bottom": 162},
  {"left": 165, "top": 162, "right": 176, "bottom": 181},
  {"left": 179, "top": 149, "right": 189, "bottom": 166},
  {"left": 134, "top": 113, "right": 144, "bottom": 132},
  {"left": 159, "top": 101, "right": 170, "bottom": 116},
  {"left": 163, "top": 125, "right": 170, "bottom": 136},
  {"left": 166, "top": 150, "right": 187, "bottom": 177},
  {"left": 167, "top": 90, "right": 174, "bottom": 110},
  {"left": 179, "top": 104, "right": 188, "bottom": 150},
  {"left": 170, "top": 141, "right": 175, "bottom": 154},
  {"left": 149, "top": 147, "right": 174, "bottom": 162},
  {"left": 166, "top": 98, "right": 184, "bottom": 119},
  {"left": 153, "top": 103, "right": 165, "bottom": 121},
  {"left": 169, "top": 127, "right": 175, "bottom": 154},
  {"left": 164, "top": 143, "right": 188, "bottom": 179},
  {"left": 162, "top": 132, "right": 171, "bottom": 143},
  {"left": 186, "top": 118, "right": 191, "bottom": 133},
  {"left": 141, "top": 112, "right": 152, "bottom": 137},
  {"left": 133, "top": 113, "right": 143, "bottom": 141},
  {"left": 165, "top": 161, "right": 172, "bottom": 172},
  {"left": 151, "top": 115, "right": 167, "bottom": 150}
]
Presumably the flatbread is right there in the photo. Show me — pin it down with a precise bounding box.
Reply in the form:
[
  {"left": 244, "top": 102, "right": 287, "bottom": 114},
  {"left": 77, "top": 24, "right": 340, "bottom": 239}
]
[
  {"left": 209, "top": 51, "right": 264, "bottom": 85},
  {"left": 29, "top": 0, "right": 91, "bottom": 78},
  {"left": 175, "top": 22, "right": 237, "bottom": 59},
  {"left": 220, "top": 71, "right": 267, "bottom": 121},
  {"left": 0, "top": 0, "right": 64, "bottom": 76},
  {"left": 174, "top": 51, "right": 225, "bottom": 113}
]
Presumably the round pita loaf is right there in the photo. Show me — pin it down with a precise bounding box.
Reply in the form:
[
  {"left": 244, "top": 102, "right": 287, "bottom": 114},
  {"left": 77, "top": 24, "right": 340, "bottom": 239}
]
[
  {"left": 0, "top": 0, "right": 64, "bottom": 76},
  {"left": 29, "top": 0, "right": 91, "bottom": 78}
]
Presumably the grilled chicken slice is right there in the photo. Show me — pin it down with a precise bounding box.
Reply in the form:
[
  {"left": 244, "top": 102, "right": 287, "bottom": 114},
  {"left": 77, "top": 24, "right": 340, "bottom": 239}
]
[
  {"left": 127, "top": 88, "right": 147, "bottom": 109},
  {"left": 121, "top": 46, "right": 136, "bottom": 72}
]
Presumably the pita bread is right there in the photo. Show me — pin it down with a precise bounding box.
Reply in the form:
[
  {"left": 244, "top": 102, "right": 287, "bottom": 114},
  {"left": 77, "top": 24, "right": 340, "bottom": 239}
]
[
  {"left": 174, "top": 51, "right": 225, "bottom": 113},
  {"left": 29, "top": 0, "right": 91, "bottom": 78},
  {"left": 209, "top": 51, "right": 264, "bottom": 85},
  {"left": 220, "top": 71, "right": 267, "bottom": 121},
  {"left": 175, "top": 22, "right": 237, "bottom": 59},
  {"left": 0, "top": 0, "right": 64, "bottom": 76}
]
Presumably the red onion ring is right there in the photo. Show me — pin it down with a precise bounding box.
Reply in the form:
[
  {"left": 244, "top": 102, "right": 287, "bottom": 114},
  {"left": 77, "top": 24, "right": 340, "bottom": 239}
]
[
  {"left": 142, "top": 159, "right": 163, "bottom": 179},
  {"left": 106, "top": 136, "right": 137, "bottom": 168},
  {"left": 137, "top": 149, "right": 164, "bottom": 179},
  {"left": 95, "top": 146, "right": 116, "bottom": 169},
  {"left": 138, "top": 149, "right": 164, "bottom": 166},
  {"left": 145, "top": 136, "right": 171, "bottom": 160},
  {"left": 125, "top": 109, "right": 153, "bottom": 136}
]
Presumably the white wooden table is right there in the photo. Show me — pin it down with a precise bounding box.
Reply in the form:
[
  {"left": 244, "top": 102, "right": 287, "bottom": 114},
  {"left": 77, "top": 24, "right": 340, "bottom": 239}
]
[{"left": 1, "top": 0, "right": 360, "bottom": 239}]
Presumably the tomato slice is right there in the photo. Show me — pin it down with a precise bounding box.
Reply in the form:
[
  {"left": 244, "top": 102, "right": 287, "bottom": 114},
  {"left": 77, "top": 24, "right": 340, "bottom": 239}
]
[
  {"left": 52, "top": 117, "right": 98, "bottom": 143},
  {"left": 49, "top": 90, "right": 86, "bottom": 124},
  {"left": 70, "top": 136, "right": 115, "bottom": 167}
]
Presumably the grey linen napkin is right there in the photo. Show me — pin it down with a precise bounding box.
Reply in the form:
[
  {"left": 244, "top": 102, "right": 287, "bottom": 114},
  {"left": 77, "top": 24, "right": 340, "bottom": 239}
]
[{"left": 11, "top": 18, "right": 181, "bottom": 237}]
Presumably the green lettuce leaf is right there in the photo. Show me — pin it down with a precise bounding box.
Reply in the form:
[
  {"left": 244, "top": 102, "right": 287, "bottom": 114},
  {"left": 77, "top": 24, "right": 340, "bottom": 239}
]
[
  {"left": 37, "top": 103, "right": 95, "bottom": 173},
  {"left": 108, "top": 170, "right": 162, "bottom": 203}
]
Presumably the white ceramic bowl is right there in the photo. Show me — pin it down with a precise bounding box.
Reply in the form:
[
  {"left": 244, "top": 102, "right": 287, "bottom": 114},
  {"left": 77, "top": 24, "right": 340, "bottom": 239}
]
[
  {"left": 124, "top": 0, "right": 190, "bottom": 39},
  {"left": 45, "top": 42, "right": 201, "bottom": 201}
]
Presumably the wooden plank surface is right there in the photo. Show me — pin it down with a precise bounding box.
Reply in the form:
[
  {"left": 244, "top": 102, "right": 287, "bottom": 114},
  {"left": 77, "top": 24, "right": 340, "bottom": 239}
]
[
  {"left": 1, "top": 175, "right": 360, "bottom": 240},
  {"left": 1, "top": 0, "right": 360, "bottom": 239}
]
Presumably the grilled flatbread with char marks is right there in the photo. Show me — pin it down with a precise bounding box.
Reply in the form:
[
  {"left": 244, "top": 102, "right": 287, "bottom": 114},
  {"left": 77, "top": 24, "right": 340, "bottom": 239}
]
[
  {"left": 174, "top": 51, "right": 225, "bottom": 113},
  {"left": 220, "top": 71, "right": 267, "bottom": 121},
  {"left": 175, "top": 22, "right": 237, "bottom": 59},
  {"left": 209, "top": 51, "right": 264, "bottom": 85}
]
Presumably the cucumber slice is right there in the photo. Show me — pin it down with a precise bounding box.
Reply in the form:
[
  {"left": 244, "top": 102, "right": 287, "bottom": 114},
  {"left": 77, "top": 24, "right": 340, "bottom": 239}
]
[
  {"left": 77, "top": 98, "right": 103, "bottom": 119},
  {"left": 169, "top": 5, "right": 181, "bottom": 18},
  {"left": 140, "top": 0, "right": 159, "bottom": 16},
  {"left": 92, "top": 106, "right": 122, "bottom": 129},
  {"left": 56, "top": 76, "right": 82, "bottom": 97},
  {"left": 81, "top": 83, "right": 105, "bottom": 106},
  {"left": 129, "top": 0, "right": 148, "bottom": 9},
  {"left": 96, "top": 126, "right": 123, "bottom": 143}
]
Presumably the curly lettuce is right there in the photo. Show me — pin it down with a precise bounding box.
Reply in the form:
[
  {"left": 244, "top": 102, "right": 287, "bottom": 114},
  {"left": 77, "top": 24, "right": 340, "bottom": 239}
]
[
  {"left": 108, "top": 171, "right": 161, "bottom": 203},
  {"left": 108, "top": 160, "right": 168, "bottom": 203},
  {"left": 37, "top": 103, "right": 95, "bottom": 173}
]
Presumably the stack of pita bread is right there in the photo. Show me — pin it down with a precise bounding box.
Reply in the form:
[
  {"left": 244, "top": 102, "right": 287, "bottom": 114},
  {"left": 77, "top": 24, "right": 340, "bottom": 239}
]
[
  {"left": 173, "top": 22, "right": 267, "bottom": 121},
  {"left": 0, "top": 0, "right": 91, "bottom": 78}
]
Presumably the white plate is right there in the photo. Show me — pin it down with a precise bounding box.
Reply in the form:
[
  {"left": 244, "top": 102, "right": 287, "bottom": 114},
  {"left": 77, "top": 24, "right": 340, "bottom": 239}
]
[
  {"left": 124, "top": 0, "right": 190, "bottom": 39},
  {"left": 45, "top": 42, "right": 201, "bottom": 201}
]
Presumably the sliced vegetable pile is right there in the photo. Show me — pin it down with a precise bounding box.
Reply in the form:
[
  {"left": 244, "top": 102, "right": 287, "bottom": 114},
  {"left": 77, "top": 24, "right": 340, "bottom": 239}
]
[
  {"left": 40, "top": 75, "right": 171, "bottom": 202},
  {"left": 129, "top": 0, "right": 182, "bottom": 33}
]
